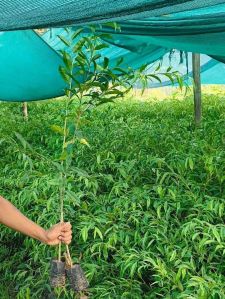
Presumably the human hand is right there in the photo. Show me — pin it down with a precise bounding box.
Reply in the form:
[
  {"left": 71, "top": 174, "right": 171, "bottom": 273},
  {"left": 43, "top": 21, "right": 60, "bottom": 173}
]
[{"left": 43, "top": 222, "right": 72, "bottom": 246}]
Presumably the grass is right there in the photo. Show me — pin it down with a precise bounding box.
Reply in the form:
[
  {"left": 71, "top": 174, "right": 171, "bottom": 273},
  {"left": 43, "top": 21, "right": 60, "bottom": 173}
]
[
  {"left": 0, "top": 286, "right": 11, "bottom": 299},
  {"left": 0, "top": 91, "right": 224, "bottom": 298}
]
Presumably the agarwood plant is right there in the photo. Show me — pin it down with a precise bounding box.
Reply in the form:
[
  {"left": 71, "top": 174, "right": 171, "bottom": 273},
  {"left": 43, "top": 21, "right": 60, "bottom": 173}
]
[{"left": 54, "top": 26, "right": 182, "bottom": 262}]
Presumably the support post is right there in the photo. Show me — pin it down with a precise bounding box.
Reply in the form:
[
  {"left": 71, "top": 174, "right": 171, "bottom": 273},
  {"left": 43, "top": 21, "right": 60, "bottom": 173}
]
[
  {"left": 192, "top": 53, "right": 202, "bottom": 126},
  {"left": 22, "top": 102, "right": 28, "bottom": 121}
]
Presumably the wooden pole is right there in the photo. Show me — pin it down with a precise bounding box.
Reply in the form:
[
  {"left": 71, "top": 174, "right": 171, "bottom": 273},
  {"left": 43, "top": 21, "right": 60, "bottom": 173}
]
[
  {"left": 22, "top": 102, "right": 28, "bottom": 121},
  {"left": 192, "top": 53, "right": 202, "bottom": 126}
]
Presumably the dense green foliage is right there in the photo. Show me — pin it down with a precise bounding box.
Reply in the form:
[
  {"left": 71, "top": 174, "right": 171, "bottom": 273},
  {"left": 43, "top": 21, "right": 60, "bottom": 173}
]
[{"left": 0, "top": 93, "right": 224, "bottom": 298}]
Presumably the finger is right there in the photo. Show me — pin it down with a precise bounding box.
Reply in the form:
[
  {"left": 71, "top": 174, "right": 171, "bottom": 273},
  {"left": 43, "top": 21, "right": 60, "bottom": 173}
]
[
  {"left": 61, "top": 236, "right": 72, "bottom": 245},
  {"left": 62, "top": 222, "right": 72, "bottom": 232},
  {"left": 61, "top": 231, "right": 72, "bottom": 238},
  {"left": 54, "top": 222, "right": 64, "bottom": 231}
]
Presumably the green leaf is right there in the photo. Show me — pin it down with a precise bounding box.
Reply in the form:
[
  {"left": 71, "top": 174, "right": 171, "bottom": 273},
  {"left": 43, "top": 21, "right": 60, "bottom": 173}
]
[
  {"left": 189, "top": 158, "right": 194, "bottom": 170},
  {"left": 57, "top": 35, "right": 71, "bottom": 47},
  {"left": 212, "top": 228, "right": 221, "bottom": 243},
  {"left": 94, "top": 227, "right": 103, "bottom": 240},
  {"left": 81, "top": 227, "right": 89, "bottom": 242},
  {"left": 95, "top": 44, "right": 109, "bottom": 51},
  {"left": 71, "top": 28, "right": 83, "bottom": 40},
  {"left": 80, "top": 138, "right": 90, "bottom": 147},
  {"left": 62, "top": 52, "right": 73, "bottom": 70},
  {"left": 50, "top": 124, "right": 64, "bottom": 135},
  {"left": 58, "top": 66, "right": 70, "bottom": 82},
  {"left": 73, "top": 167, "right": 89, "bottom": 177},
  {"left": 14, "top": 132, "right": 33, "bottom": 151},
  {"left": 155, "top": 63, "right": 161, "bottom": 71},
  {"left": 130, "top": 262, "right": 137, "bottom": 278},
  {"left": 104, "top": 22, "right": 121, "bottom": 31},
  {"left": 103, "top": 57, "right": 109, "bottom": 69},
  {"left": 139, "top": 64, "right": 148, "bottom": 72},
  {"left": 92, "top": 54, "right": 101, "bottom": 61},
  {"left": 116, "top": 57, "right": 124, "bottom": 66},
  {"left": 148, "top": 74, "right": 162, "bottom": 83},
  {"left": 98, "top": 33, "right": 113, "bottom": 40}
]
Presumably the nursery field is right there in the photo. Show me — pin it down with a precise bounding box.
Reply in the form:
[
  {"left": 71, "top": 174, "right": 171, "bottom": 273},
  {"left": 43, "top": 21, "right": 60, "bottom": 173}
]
[{"left": 0, "top": 92, "right": 224, "bottom": 298}]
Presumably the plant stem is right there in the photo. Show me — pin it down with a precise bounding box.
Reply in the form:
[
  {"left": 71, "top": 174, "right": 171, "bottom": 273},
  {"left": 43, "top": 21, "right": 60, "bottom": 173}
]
[{"left": 58, "top": 62, "right": 73, "bottom": 262}]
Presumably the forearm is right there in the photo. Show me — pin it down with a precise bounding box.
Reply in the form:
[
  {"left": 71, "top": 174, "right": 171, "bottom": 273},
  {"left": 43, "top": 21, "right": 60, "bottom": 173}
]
[{"left": 0, "top": 196, "right": 48, "bottom": 243}]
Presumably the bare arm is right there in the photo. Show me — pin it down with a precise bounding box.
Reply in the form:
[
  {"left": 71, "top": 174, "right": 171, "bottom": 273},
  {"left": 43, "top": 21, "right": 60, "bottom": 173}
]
[{"left": 0, "top": 196, "right": 72, "bottom": 245}]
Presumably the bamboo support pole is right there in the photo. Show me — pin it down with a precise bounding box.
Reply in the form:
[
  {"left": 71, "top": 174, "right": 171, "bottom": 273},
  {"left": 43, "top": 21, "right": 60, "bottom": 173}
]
[{"left": 192, "top": 53, "right": 202, "bottom": 126}]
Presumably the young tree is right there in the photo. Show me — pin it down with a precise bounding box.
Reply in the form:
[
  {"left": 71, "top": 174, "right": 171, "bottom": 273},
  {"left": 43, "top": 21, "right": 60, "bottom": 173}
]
[{"left": 51, "top": 26, "right": 182, "bottom": 295}]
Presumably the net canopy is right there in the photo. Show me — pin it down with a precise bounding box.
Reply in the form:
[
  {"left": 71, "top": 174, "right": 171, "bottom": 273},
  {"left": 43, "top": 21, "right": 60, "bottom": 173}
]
[
  {"left": 100, "top": 3, "right": 225, "bottom": 60},
  {"left": 1, "top": 1, "right": 224, "bottom": 31},
  {"left": 0, "top": 31, "right": 65, "bottom": 101},
  {"left": 1, "top": 1, "right": 225, "bottom": 102}
]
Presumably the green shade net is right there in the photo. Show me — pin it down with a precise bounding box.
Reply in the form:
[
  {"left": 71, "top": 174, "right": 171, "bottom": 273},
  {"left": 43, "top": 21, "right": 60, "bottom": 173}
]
[
  {"left": 1, "top": 1, "right": 224, "bottom": 31},
  {"left": 0, "top": 28, "right": 168, "bottom": 102},
  {"left": 43, "top": 28, "right": 167, "bottom": 70},
  {"left": 0, "top": 30, "right": 65, "bottom": 101},
  {"left": 1, "top": 2, "right": 225, "bottom": 101},
  {"left": 100, "top": 3, "right": 225, "bottom": 59}
]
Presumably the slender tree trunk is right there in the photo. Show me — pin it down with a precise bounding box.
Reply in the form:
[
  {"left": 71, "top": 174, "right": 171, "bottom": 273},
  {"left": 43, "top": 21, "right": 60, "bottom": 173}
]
[
  {"left": 192, "top": 53, "right": 202, "bottom": 126},
  {"left": 22, "top": 102, "right": 28, "bottom": 121}
]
